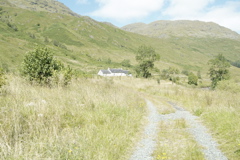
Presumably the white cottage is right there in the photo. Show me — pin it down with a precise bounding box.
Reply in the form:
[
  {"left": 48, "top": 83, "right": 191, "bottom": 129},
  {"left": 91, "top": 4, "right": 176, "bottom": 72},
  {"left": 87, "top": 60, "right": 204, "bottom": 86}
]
[{"left": 98, "top": 68, "right": 131, "bottom": 77}]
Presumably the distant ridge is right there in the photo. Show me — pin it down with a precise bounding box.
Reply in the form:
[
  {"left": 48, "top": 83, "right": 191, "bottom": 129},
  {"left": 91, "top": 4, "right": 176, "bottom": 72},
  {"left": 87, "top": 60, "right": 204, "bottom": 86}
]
[
  {"left": 1, "top": 0, "right": 79, "bottom": 17},
  {"left": 102, "top": 22, "right": 118, "bottom": 28},
  {"left": 122, "top": 20, "right": 240, "bottom": 39}
]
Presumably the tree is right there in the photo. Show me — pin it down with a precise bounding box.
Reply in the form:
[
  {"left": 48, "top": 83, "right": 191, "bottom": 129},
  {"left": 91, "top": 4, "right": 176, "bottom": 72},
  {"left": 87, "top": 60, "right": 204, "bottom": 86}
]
[
  {"left": 188, "top": 72, "right": 198, "bottom": 86},
  {"left": 22, "top": 47, "right": 64, "bottom": 84},
  {"left": 135, "top": 45, "right": 160, "bottom": 78},
  {"left": 208, "top": 54, "right": 230, "bottom": 89}
]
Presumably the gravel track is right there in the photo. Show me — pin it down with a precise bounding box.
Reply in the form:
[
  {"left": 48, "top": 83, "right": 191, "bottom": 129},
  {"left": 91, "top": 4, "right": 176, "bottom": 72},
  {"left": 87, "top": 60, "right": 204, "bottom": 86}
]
[
  {"left": 130, "top": 100, "right": 159, "bottom": 160},
  {"left": 130, "top": 100, "right": 228, "bottom": 160}
]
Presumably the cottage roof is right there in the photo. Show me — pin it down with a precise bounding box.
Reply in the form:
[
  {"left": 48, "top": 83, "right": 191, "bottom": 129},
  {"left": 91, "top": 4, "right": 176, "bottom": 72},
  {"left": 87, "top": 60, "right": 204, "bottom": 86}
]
[
  {"left": 100, "top": 70, "right": 111, "bottom": 74},
  {"left": 109, "top": 69, "right": 129, "bottom": 74}
]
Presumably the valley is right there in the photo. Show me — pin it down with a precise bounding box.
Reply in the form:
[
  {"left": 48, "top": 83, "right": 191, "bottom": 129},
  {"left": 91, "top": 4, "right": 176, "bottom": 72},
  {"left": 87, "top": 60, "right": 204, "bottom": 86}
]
[{"left": 0, "top": 0, "right": 240, "bottom": 159}]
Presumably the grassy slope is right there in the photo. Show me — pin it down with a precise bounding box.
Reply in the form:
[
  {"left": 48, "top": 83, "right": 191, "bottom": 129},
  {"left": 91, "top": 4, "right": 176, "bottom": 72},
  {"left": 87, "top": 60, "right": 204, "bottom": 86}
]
[{"left": 0, "top": 5, "right": 240, "bottom": 76}]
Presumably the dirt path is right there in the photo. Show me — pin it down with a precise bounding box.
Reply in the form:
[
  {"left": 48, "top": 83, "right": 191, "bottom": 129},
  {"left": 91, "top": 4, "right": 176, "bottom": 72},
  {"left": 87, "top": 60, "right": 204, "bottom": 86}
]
[{"left": 130, "top": 100, "right": 227, "bottom": 160}]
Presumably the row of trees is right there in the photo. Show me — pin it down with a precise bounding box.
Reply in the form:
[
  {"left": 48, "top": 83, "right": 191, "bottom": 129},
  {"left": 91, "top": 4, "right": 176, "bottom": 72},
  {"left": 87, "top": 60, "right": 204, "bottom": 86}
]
[
  {"left": 0, "top": 45, "right": 230, "bottom": 90},
  {"left": 134, "top": 45, "right": 230, "bottom": 89}
]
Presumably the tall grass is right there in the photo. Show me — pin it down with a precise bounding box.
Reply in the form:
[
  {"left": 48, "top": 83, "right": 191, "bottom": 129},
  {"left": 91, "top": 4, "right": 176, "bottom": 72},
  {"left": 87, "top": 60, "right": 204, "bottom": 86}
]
[
  {"left": 153, "top": 82, "right": 240, "bottom": 159},
  {"left": 116, "top": 77, "right": 240, "bottom": 159},
  {"left": 0, "top": 75, "right": 145, "bottom": 159},
  {"left": 153, "top": 119, "right": 204, "bottom": 160}
]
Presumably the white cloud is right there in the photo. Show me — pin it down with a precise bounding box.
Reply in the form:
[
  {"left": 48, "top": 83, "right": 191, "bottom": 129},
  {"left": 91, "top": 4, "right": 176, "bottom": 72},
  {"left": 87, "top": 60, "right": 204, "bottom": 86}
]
[
  {"left": 163, "top": 0, "right": 240, "bottom": 33},
  {"left": 202, "top": 2, "right": 240, "bottom": 33},
  {"left": 91, "top": 0, "right": 164, "bottom": 21},
  {"left": 163, "top": 0, "right": 215, "bottom": 18}
]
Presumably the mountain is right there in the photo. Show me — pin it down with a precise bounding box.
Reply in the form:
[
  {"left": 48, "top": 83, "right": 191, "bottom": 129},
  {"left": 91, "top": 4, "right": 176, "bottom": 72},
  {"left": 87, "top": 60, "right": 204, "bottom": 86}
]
[
  {"left": 122, "top": 20, "right": 240, "bottom": 39},
  {"left": 0, "top": 0, "right": 240, "bottom": 76},
  {"left": 0, "top": 0, "right": 79, "bottom": 17}
]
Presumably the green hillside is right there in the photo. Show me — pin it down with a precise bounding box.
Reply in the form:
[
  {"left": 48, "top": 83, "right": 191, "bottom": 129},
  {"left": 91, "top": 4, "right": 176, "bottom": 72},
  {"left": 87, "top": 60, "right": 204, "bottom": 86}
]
[{"left": 0, "top": 1, "right": 240, "bottom": 77}]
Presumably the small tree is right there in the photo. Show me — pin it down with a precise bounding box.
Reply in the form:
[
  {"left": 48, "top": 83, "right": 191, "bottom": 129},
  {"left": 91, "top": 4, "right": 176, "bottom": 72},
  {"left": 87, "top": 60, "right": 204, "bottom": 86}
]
[
  {"left": 208, "top": 54, "right": 230, "bottom": 89},
  {"left": 22, "top": 47, "right": 64, "bottom": 84},
  {"left": 135, "top": 45, "right": 160, "bottom": 78},
  {"left": 188, "top": 72, "right": 198, "bottom": 86}
]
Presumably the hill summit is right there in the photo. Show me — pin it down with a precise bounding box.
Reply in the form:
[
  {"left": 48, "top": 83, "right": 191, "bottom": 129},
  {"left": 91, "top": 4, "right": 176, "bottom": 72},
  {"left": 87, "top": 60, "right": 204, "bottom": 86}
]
[
  {"left": 0, "top": 0, "right": 79, "bottom": 17},
  {"left": 122, "top": 20, "right": 240, "bottom": 39}
]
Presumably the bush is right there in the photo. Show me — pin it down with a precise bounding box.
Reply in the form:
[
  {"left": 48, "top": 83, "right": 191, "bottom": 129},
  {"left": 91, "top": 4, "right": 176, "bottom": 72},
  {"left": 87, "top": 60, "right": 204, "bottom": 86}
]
[
  {"left": 181, "top": 70, "right": 189, "bottom": 76},
  {"left": 161, "top": 67, "right": 180, "bottom": 83},
  {"left": 188, "top": 72, "right": 198, "bottom": 86},
  {"left": 52, "top": 65, "right": 73, "bottom": 86},
  {"left": 21, "top": 47, "right": 65, "bottom": 85},
  {"left": 121, "top": 59, "right": 131, "bottom": 67},
  {"left": 7, "top": 22, "right": 18, "bottom": 31}
]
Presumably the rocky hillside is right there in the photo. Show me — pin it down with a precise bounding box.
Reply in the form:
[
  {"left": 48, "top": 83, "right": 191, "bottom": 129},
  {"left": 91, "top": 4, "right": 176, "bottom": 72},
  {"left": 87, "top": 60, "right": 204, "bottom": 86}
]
[
  {"left": 122, "top": 20, "right": 240, "bottom": 39},
  {"left": 0, "top": 0, "right": 79, "bottom": 17}
]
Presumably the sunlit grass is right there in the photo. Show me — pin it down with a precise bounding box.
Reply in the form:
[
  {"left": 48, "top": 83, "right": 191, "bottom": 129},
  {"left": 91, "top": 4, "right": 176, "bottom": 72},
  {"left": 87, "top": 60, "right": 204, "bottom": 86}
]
[
  {"left": 116, "top": 76, "right": 240, "bottom": 159},
  {"left": 0, "top": 75, "right": 145, "bottom": 159},
  {"left": 152, "top": 82, "right": 240, "bottom": 160},
  {"left": 153, "top": 119, "right": 204, "bottom": 160}
]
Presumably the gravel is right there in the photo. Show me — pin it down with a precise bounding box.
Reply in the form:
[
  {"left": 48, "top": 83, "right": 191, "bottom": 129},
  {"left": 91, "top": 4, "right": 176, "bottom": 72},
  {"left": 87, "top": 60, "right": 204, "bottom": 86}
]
[
  {"left": 130, "top": 100, "right": 159, "bottom": 160},
  {"left": 129, "top": 100, "right": 228, "bottom": 160},
  {"left": 167, "top": 102, "right": 228, "bottom": 160}
]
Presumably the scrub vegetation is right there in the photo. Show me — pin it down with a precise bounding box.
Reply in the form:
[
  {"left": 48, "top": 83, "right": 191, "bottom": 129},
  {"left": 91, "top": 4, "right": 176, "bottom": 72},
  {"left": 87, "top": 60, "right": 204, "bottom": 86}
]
[
  {"left": 127, "top": 78, "right": 240, "bottom": 160},
  {"left": 0, "top": 75, "right": 145, "bottom": 159}
]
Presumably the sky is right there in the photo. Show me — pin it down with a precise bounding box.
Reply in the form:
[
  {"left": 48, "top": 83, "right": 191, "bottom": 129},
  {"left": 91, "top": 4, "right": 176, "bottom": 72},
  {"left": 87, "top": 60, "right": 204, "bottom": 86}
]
[{"left": 58, "top": 0, "right": 240, "bottom": 33}]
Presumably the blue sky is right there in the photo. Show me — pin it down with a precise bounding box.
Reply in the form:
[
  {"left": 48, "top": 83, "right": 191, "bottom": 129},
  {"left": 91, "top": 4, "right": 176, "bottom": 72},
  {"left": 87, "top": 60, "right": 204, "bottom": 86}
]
[{"left": 58, "top": 0, "right": 240, "bottom": 33}]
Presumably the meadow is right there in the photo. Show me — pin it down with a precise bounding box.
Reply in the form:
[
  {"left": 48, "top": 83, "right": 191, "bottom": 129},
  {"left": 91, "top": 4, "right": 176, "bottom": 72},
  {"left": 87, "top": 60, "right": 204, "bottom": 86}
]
[
  {"left": 1, "top": 1, "right": 240, "bottom": 159},
  {"left": 113, "top": 77, "right": 240, "bottom": 160},
  {"left": 0, "top": 74, "right": 145, "bottom": 159},
  {"left": 0, "top": 72, "right": 240, "bottom": 159}
]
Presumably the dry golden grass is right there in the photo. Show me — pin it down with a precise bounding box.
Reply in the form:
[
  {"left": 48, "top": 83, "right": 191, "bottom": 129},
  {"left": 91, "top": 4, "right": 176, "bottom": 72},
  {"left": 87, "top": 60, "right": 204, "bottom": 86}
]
[
  {"left": 153, "top": 119, "right": 204, "bottom": 160},
  {"left": 115, "top": 77, "right": 240, "bottom": 159},
  {"left": 145, "top": 81, "right": 240, "bottom": 160},
  {"left": 0, "top": 75, "right": 145, "bottom": 159}
]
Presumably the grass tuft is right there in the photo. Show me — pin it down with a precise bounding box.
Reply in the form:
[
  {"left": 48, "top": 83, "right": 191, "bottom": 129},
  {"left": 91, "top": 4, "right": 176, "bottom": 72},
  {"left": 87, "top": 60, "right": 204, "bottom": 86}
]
[{"left": 0, "top": 75, "right": 145, "bottom": 159}]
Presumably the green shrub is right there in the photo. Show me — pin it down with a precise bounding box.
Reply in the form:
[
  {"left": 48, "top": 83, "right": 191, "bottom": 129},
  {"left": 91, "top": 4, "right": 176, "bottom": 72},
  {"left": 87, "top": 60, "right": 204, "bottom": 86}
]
[
  {"left": 182, "top": 70, "right": 189, "bottom": 76},
  {"left": 161, "top": 67, "right": 180, "bottom": 83},
  {"left": 188, "top": 72, "right": 198, "bottom": 86},
  {"left": 21, "top": 47, "right": 64, "bottom": 84},
  {"left": 121, "top": 59, "right": 131, "bottom": 67},
  {"left": 52, "top": 65, "right": 73, "bottom": 86}
]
